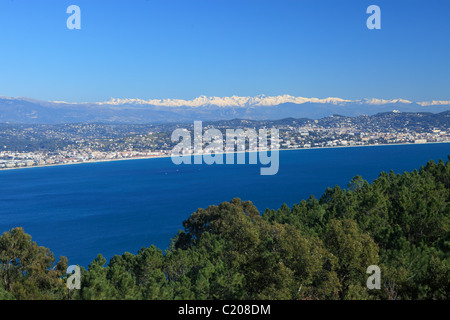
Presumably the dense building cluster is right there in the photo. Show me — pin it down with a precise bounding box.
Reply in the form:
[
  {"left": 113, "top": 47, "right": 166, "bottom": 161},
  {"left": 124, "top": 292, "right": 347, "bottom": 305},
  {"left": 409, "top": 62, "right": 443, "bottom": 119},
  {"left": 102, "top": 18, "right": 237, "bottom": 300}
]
[{"left": 1, "top": 111, "right": 449, "bottom": 169}]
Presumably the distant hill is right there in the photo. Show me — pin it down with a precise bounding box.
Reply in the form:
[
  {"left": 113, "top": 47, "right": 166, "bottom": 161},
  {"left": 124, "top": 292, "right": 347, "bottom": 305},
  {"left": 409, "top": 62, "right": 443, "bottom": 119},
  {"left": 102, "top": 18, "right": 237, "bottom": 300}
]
[{"left": 0, "top": 95, "right": 449, "bottom": 124}]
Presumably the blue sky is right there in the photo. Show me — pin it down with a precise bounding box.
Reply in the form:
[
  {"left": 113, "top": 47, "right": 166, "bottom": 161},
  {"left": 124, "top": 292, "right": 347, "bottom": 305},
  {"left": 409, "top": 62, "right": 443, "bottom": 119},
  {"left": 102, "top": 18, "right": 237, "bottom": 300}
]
[{"left": 0, "top": 0, "right": 449, "bottom": 102}]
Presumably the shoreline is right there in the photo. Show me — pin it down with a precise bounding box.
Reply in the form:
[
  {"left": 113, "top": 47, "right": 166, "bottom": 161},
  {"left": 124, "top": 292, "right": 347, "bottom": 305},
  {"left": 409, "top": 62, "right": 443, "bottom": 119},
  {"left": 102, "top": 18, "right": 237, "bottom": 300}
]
[
  {"left": 0, "top": 154, "right": 172, "bottom": 171},
  {"left": 1, "top": 141, "right": 449, "bottom": 172}
]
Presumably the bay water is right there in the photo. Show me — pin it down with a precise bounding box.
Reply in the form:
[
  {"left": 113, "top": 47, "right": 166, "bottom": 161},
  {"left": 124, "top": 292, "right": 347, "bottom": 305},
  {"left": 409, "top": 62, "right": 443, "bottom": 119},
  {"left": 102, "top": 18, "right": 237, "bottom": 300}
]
[{"left": 0, "top": 143, "right": 448, "bottom": 266}]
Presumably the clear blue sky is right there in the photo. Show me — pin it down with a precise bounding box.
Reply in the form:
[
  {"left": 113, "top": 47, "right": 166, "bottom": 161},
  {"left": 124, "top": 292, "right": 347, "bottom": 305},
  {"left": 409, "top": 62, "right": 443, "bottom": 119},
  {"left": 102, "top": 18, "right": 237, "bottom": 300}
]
[{"left": 0, "top": 0, "right": 449, "bottom": 102}]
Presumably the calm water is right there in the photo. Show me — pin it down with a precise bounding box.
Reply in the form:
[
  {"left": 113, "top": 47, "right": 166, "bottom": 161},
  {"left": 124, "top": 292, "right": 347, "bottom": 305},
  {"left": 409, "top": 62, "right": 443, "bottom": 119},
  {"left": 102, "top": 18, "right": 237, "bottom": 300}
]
[{"left": 0, "top": 143, "right": 449, "bottom": 266}]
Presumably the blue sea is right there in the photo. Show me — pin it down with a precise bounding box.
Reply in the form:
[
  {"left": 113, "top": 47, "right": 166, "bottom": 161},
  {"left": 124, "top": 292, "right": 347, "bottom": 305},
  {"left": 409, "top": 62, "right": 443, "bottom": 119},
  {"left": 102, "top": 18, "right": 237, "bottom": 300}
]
[{"left": 0, "top": 143, "right": 449, "bottom": 267}]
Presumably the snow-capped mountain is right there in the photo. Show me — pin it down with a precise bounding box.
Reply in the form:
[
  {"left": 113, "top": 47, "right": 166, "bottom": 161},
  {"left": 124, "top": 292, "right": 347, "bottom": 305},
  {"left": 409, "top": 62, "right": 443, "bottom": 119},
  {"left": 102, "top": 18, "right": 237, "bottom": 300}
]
[
  {"left": 0, "top": 94, "right": 449, "bottom": 124},
  {"left": 92, "top": 95, "right": 355, "bottom": 108}
]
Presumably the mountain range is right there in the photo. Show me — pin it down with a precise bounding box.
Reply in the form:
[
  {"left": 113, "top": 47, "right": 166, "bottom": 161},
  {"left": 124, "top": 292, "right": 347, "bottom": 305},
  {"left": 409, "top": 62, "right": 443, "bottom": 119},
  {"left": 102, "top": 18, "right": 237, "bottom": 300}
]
[{"left": 1, "top": 95, "right": 449, "bottom": 124}]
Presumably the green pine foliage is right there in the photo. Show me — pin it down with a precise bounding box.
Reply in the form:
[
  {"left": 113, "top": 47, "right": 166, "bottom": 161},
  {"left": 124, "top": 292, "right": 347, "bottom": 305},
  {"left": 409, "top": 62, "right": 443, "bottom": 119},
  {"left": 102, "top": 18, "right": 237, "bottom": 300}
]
[{"left": 1, "top": 158, "right": 449, "bottom": 300}]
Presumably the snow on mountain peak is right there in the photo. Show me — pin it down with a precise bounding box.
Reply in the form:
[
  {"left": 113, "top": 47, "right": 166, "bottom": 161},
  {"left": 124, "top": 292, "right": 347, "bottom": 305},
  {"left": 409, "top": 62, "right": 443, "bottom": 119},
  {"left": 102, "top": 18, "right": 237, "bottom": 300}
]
[
  {"left": 2, "top": 94, "right": 449, "bottom": 108},
  {"left": 94, "top": 95, "right": 356, "bottom": 108}
]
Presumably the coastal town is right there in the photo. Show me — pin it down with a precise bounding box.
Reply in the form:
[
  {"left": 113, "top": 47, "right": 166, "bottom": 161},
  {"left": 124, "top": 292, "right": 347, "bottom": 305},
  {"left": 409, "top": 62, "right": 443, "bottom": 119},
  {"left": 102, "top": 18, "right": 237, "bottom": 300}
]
[{"left": 1, "top": 111, "right": 449, "bottom": 169}]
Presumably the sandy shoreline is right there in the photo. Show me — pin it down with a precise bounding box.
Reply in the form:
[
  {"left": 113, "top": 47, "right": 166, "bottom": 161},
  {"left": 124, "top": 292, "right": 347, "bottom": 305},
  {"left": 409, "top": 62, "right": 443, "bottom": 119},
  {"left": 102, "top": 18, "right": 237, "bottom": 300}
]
[
  {"left": 0, "top": 154, "right": 172, "bottom": 171},
  {"left": 1, "top": 141, "right": 449, "bottom": 172}
]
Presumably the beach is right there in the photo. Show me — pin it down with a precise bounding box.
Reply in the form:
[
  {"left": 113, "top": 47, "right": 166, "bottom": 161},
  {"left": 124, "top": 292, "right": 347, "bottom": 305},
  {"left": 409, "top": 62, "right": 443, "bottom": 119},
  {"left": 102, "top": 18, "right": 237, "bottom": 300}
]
[{"left": 1, "top": 140, "right": 449, "bottom": 172}]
